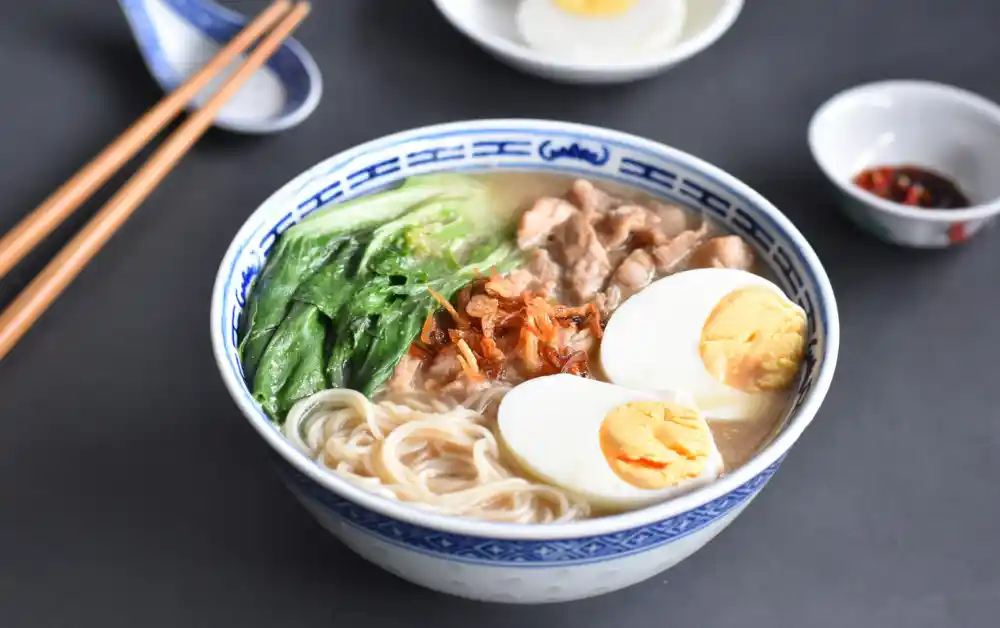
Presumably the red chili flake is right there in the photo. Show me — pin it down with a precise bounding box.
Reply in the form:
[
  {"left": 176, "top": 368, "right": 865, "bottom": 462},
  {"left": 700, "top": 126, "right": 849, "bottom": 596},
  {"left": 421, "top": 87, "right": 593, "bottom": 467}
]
[
  {"left": 948, "top": 222, "right": 969, "bottom": 244},
  {"left": 852, "top": 165, "right": 970, "bottom": 209}
]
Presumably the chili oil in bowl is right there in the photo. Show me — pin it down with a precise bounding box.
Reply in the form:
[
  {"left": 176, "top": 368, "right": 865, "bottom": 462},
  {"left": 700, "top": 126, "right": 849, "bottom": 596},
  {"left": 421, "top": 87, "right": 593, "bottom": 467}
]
[{"left": 809, "top": 80, "right": 1000, "bottom": 247}]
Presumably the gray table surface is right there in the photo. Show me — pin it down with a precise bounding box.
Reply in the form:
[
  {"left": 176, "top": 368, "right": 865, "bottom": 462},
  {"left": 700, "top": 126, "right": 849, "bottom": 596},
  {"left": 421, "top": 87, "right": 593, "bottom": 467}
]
[{"left": 2, "top": 0, "right": 998, "bottom": 625}]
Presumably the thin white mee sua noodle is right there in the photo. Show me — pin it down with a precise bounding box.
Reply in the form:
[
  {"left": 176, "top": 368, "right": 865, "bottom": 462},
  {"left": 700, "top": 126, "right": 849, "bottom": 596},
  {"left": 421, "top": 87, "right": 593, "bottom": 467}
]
[{"left": 283, "top": 386, "right": 589, "bottom": 523}]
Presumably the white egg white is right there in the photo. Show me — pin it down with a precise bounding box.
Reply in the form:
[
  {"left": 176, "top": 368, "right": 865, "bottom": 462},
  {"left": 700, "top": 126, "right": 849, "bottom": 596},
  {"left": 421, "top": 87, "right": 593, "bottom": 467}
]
[
  {"left": 497, "top": 374, "right": 723, "bottom": 512},
  {"left": 600, "top": 268, "right": 803, "bottom": 421},
  {"left": 516, "top": 0, "right": 688, "bottom": 61}
]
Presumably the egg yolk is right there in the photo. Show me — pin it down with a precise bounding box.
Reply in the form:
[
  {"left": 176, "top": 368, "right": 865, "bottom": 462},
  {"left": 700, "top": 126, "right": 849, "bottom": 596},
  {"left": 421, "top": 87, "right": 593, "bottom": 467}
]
[
  {"left": 699, "top": 286, "right": 807, "bottom": 393},
  {"left": 554, "top": 0, "right": 639, "bottom": 17},
  {"left": 599, "top": 401, "right": 713, "bottom": 489}
]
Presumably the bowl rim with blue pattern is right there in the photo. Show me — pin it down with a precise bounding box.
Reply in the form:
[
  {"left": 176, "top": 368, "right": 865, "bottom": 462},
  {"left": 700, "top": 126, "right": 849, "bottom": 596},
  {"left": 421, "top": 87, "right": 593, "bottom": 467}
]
[{"left": 211, "top": 119, "right": 840, "bottom": 540}]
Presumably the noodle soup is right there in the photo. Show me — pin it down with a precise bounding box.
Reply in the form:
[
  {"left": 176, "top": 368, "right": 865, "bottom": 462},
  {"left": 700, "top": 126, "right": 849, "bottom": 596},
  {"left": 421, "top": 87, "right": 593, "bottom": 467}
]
[{"left": 238, "top": 172, "right": 807, "bottom": 523}]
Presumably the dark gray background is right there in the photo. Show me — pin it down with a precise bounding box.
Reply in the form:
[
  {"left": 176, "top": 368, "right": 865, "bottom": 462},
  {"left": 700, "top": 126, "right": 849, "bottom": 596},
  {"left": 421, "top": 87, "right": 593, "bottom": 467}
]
[{"left": 1, "top": 0, "right": 998, "bottom": 625}]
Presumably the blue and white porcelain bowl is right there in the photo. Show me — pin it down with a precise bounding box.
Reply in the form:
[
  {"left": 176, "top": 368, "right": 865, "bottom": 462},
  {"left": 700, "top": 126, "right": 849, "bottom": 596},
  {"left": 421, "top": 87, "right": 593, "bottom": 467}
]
[{"left": 211, "top": 120, "right": 840, "bottom": 604}]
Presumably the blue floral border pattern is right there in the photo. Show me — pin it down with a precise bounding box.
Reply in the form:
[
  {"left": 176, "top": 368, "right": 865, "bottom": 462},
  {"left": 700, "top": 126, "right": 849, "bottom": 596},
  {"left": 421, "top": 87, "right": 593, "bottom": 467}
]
[{"left": 278, "top": 457, "right": 783, "bottom": 566}]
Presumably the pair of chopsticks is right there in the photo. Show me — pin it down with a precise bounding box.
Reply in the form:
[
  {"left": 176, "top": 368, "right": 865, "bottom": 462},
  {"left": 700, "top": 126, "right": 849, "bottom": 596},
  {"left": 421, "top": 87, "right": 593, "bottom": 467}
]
[{"left": 0, "top": 0, "right": 310, "bottom": 361}]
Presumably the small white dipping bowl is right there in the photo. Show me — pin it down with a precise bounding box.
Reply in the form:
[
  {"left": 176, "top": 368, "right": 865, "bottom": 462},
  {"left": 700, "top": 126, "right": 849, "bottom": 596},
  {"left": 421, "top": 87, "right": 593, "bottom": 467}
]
[
  {"left": 809, "top": 80, "right": 1000, "bottom": 248},
  {"left": 430, "top": 0, "right": 743, "bottom": 84}
]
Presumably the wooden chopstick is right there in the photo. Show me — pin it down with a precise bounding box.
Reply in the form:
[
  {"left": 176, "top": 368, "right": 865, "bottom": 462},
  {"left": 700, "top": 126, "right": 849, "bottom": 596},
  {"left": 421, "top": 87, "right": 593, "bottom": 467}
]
[
  {"left": 0, "top": 1, "right": 312, "bottom": 361},
  {"left": 0, "top": 0, "right": 293, "bottom": 282}
]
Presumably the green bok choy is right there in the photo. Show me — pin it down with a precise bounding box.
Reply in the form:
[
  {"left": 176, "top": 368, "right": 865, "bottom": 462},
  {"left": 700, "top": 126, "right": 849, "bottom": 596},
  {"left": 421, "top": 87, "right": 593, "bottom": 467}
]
[{"left": 238, "top": 174, "right": 522, "bottom": 422}]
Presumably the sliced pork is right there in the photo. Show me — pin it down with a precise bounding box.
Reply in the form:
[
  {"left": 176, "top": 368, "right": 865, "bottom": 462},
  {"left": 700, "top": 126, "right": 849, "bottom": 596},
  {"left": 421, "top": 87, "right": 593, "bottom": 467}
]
[
  {"left": 601, "top": 204, "right": 662, "bottom": 248},
  {"left": 570, "top": 178, "right": 616, "bottom": 216},
  {"left": 527, "top": 249, "right": 561, "bottom": 294},
  {"left": 555, "top": 211, "right": 613, "bottom": 302},
  {"left": 599, "top": 249, "right": 656, "bottom": 313},
  {"left": 649, "top": 201, "right": 689, "bottom": 239},
  {"left": 690, "top": 235, "right": 755, "bottom": 271},
  {"left": 516, "top": 197, "right": 578, "bottom": 250},
  {"left": 650, "top": 221, "right": 710, "bottom": 274}
]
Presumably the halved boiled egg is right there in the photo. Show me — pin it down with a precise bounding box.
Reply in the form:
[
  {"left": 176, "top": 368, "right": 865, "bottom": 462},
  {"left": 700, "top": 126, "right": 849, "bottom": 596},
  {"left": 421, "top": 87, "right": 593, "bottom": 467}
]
[
  {"left": 601, "top": 268, "right": 808, "bottom": 421},
  {"left": 497, "top": 374, "right": 723, "bottom": 511},
  {"left": 516, "top": 0, "right": 688, "bottom": 61}
]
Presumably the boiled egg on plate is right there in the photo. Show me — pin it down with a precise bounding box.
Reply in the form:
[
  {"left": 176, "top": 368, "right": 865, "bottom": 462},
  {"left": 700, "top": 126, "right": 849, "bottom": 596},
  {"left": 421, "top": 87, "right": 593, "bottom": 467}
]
[
  {"left": 498, "top": 374, "right": 723, "bottom": 511},
  {"left": 516, "top": 0, "right": 688, "bottom": 61},
  {"left": 601, "top": 268, "right": 808, "bottom": 421}
]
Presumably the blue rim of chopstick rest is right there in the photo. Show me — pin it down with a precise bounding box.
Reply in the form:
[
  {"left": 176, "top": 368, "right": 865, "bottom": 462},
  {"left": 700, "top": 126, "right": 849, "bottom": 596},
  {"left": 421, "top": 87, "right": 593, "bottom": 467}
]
[{"left": 117, "top": 0, "right": 321, "bottom": 127}]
